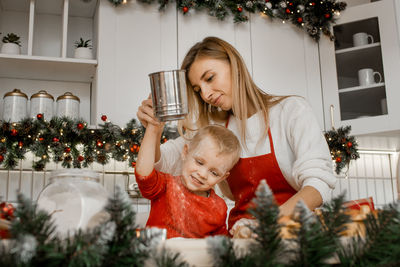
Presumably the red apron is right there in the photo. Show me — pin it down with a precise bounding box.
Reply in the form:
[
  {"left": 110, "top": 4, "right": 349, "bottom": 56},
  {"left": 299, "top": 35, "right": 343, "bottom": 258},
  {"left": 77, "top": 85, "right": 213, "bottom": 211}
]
[{"left": 226, "top": 120, "right": 297, "bottom": 230}]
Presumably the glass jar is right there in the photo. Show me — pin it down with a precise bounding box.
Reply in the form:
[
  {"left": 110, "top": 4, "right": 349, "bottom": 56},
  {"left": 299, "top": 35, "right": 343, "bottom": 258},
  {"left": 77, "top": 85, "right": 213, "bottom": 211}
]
[
  {"left": 56, "top": 92, "right": 80, "bottom": 119},
  {"left": 37, "top": 169, "right": 109, "bottom": 236},
  {"left": 3, "top": 88, "right": 28, "bottom": 122},
  {"left": 30, "top": 90, "right": 54, "bottom": 120}
]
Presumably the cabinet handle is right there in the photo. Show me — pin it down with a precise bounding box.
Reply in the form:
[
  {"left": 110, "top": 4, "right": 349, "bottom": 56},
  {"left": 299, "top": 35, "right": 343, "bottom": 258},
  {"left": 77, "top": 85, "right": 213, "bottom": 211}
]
[{"left": 330, "top": 104, "right": 335, "bottom": 130}]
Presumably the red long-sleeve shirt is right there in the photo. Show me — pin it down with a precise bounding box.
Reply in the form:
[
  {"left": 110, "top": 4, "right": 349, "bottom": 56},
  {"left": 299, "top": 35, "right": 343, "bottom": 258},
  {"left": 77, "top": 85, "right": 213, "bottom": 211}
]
[{"left": 135, "top": 169, "right": 228, "bottom": 238}]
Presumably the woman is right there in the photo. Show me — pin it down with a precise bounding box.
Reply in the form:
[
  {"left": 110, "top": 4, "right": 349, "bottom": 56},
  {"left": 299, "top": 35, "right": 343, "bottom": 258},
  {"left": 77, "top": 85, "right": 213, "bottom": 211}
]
[{"left": 137, "top": 36, "right": 336, "bottom": 232}]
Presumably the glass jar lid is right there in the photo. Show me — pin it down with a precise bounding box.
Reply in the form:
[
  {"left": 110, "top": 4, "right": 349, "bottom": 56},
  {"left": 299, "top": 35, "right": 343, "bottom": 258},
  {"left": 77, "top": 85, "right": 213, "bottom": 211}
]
[
  {"left": 57, "top": 92, "right": 80, "bottom": 102},
  {"left": 31, "top": 90, "right": 54, "bottom": 100},
  {"left": 3, "top": 89, "right": 28, "bottom": 99},
  {"left": 49, "top": 169, "right": 99, "bottom": 182}
]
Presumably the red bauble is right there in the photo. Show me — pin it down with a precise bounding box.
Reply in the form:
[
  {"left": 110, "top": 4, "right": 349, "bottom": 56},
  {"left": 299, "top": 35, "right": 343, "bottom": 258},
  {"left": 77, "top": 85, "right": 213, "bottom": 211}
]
[
  {"left": 97, "top": 140, "right": 103, "bottom": 148},
  {"left": 0, "top": 154, "right": 4, "bottom": 162},
  {"left": 131, "top": 161, "right": 136, "bottom": 168},
  {"left": 18, "top": 141, "right": 23, "bottom": 148},
  {"left": 163, "top": 138, "right": 168, "bottom": 143},
  {"left": 101, "top": 115, "right": 107, "bottom": 121},
  {"left": 347, "top": 142, "right": 353, "bottom": 148},
  {"left": 297, "top": 17, "right": 303, "bottom": 23},
  {"left": 265, "top": 0, "right": 269, "bottom": 2},
  {"left": 10, "top": 129, "right": 18, "bottom": 136},
  {"left": 0, "top": 202, "right": 15, "bottom": 220},
  {"left": 37, "top": 113, "right": 43, "bottom": 120},
  {"left": 78, "top": 155, "right": 84, "bottom": 162},
  {"left": 64, "top": 147, "right": 71, "bottom": 153},
  {"left": 289, "top": 2, "right": 293, "bottom": 6},
  {"left": 182, "top": 6, "right": 189, "bottom": 13},
  {"left": 39, "top": 137, "right": 44, "bottom": 142},
  {"left": 285, "top": 8, "right": 291, "bottom": 14},
  {"left": 335, "top": 157, "right": 342, "bottom": 163},
  {"left": 311, "top": 2, "right": 315, "bottom": 6},
  {"left": 53, "top": 137, "right": 59, "bottom": 142},
  {"left": 237, "top": 6, "right": 243, "bottom": 12},
  {"left": 324, "top": 13, "right": 331, "bottom": 18},
  {"left": 77, "top": 123, "right": 84, "bottom": 130}
]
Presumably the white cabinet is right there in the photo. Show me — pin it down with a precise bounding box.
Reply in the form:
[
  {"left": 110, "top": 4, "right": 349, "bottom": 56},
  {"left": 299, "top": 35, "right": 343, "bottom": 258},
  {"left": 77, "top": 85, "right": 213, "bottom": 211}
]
[
  {"left": 0, "top": 0, "right": 98, "bottom": 123},
  {"left": 319, "top": 0, "right": 400, "bottom": 136}
]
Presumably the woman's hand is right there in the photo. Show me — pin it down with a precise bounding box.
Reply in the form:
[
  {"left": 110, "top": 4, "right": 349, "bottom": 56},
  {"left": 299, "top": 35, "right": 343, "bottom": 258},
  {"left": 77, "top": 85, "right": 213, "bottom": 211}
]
[
  {"left": 136, "top": 95, "right": 160, "bottom": 128},
  {"left": 230, "top": 218, "right": 258, "bottom": 239}
]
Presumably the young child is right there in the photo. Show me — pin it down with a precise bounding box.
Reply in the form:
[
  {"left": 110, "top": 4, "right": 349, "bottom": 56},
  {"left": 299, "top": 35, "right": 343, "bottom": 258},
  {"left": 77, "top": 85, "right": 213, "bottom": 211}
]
[{"left": 135, "top": 124, "right": 241, "bottom": 239}]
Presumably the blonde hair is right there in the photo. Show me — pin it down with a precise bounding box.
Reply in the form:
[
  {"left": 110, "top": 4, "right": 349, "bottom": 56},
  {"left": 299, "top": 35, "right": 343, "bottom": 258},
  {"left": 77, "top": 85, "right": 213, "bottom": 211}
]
[
  {"left": 188, "top": 125, "right": 241, "bottom": 169},
  {"left": 179, "top": 36, "right": 288, "bottom": 147}
]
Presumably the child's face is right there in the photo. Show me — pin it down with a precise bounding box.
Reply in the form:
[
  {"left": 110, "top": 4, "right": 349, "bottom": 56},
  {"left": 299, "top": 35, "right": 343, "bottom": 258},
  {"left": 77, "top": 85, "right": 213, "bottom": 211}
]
[{"left": 181, "top": 136, "right": 232, "bottom": 194}]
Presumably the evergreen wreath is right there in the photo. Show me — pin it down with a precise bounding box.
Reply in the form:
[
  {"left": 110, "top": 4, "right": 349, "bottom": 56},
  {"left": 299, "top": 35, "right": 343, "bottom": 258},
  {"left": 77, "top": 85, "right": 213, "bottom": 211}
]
[
  {"left": 324, "top": 125, "right": 360, "bottom": 175},
  {"left": 0, "top": 115, "right": 178, "bottom": 171},
  {"left": 107, "top": 0, "right": 347, "bottom": 41}
]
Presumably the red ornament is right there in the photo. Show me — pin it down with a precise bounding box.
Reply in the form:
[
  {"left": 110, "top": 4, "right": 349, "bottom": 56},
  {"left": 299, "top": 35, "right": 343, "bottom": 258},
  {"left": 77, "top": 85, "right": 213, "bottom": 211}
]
[
  {"left": 0, "top": 155, "right": 4, "bottom": 162},
  {"left": 265, "top": 0, "right": 269, "bottom": 2},
  {"left": 64, "top": 147, "right": 71, "bottom": 153},
  {"left": 97, "top": 140, "right": 103, "bottom": 148},
  {"left": 37, "top": 113, "right": 43, "bottom": 120},
  {"left": 131, "top": 161, "right": 136, "bottom": 168},
  {"left": 39, "top": 137, "right": 44, "bottom": 142},
  {"left": 18, "top": 141, "right": 23, "bottom": 148},
  {"left": 182, "top": 6, "right": 189, "bottom": 13},
  {"left": 77, "top": 123, "right": 84, "bottom": 130},
  {"left": 289, "top": 2, "right": 293, "bottom": 6},
  {"left": 335, "top": 157, "right": 342, "bottom": 163},
  {"left": 311, "top": 2, "right": 315, "bottom": 6},
  {"left": 297, "top": 17, "right": 303, "bottom": 23},
  {"left": 78, "top": 155, "right": 84, "bottom": 162},
  {"left": 163, "top": 138, "right": 168, "bottom": 143},
  {"left": 101, "top": 115, "right": 107, "bottom": 121},
  {"left": 237, "top": 6, "right": 243, "bottom": 12},
  {"left": 324, "top": 13, "right": 331, "bottom": 18},
  {"left": 0, "top": 202, "right": 15, "bottom": 220},
  {"left": 347, "top": 141, "right": 353, "bottom": 148},
  {"left": 10, "top": 129, "right": 18, "bottom": 136},
  {"left": 285, "top": 8, "right": 291, "bottom": 14},
  {"left": 53, "top": 137, "right": 59, "bottom": 142}
]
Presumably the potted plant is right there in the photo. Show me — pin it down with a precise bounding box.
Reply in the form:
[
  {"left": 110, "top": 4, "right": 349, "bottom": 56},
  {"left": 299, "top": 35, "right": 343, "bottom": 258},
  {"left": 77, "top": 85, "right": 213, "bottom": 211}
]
[
  {"left": 73, "top": 38, "right": 93, "bottom": 59},
  {"left": 1, "top": 33, "right": 21, "bottom": 55}
]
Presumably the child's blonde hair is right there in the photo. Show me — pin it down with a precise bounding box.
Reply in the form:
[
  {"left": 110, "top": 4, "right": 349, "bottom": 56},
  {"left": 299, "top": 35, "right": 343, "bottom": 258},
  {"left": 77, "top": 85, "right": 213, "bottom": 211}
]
[{"left": 188, "top": 125, "right": 241, "bottom": 169}]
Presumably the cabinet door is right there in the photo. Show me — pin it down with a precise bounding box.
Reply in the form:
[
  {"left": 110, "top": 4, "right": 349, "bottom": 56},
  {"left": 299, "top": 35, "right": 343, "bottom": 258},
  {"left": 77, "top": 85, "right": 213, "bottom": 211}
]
[
  {"left": 250, "top": 14, "right": 324, "bottom": 128},
  {"left": 320, "top": 0, "right": 400, "bottom": 135}
]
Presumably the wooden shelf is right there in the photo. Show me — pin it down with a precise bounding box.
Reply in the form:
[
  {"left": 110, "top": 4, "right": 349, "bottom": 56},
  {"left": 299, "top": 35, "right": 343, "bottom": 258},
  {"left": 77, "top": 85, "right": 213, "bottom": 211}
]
[{"left": 0, "top": 54, "right": 97, "bottom": 82}]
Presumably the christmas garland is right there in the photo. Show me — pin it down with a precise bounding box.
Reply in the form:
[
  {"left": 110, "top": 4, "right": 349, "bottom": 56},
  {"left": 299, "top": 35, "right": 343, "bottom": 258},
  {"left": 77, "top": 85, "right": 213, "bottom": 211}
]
[
  {"left": 107, "top": 0, "right": 347, "bottom": 41},
  {"left": 0, "top": 115, "right": 178, "bottom": 171},
  {"left": 1, "top": 182, "right": 400, "bottom": 266},
  {"left": 325, "top": 125, "right": 360, "bottom": 175}
]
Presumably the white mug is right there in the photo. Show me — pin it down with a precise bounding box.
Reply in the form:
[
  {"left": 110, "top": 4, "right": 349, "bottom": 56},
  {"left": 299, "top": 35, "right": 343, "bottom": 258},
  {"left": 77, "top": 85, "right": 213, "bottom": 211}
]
[
  {"left": 353, "top": 32, "right": 374, "bottom": 47},
  {"left": 358, "top": 68, "right": 382, "bottom": 86}
]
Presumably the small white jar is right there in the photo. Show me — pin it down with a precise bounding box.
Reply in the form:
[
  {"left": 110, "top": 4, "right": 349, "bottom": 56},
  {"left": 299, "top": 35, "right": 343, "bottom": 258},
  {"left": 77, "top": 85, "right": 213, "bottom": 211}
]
[
  {"left": 37, "top": 169, "right": 109, "bottom": 236},
  {"left": 56, "top": 92, "right": 80, "bottom": 119},
  {"left": 30, "top": 90, "right": 54, "bottom": 120},
  {"left": 3, "top": 88, "right": 28, "bottom": 122}
]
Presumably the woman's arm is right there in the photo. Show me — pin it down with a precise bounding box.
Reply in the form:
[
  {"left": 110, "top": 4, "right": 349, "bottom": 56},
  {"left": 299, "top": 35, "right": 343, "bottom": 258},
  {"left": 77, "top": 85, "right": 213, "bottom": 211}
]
[{"left": 279, "top": 186, "right": 322, "bottom": 216}]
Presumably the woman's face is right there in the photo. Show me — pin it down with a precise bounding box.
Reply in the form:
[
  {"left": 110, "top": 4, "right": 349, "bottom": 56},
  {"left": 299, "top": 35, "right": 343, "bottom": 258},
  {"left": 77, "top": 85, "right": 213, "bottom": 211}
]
[{"left": 188, "top": 57, "right": 233, "bottom": 111}]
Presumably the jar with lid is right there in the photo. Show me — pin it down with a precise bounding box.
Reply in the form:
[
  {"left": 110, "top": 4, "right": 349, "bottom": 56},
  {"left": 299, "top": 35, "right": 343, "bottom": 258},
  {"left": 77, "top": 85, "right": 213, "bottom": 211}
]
[
  {"left": 56, "top": 92, "right": 80, "bottom": 119},
  {"left": 2, "top": 89, "right": 28, "bottom": 122},
  {"left": 36, "top": 169, "right": 109, "bottom": 236},
  {"left": 30, "top": 90, "right": 54, "bottom": 120}
]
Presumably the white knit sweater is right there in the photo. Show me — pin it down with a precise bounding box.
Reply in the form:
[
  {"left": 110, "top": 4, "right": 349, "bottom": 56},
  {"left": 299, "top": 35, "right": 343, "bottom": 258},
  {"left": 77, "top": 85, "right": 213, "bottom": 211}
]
[{"left": 154, "top": 96, "right": 336, "bottom": 203}]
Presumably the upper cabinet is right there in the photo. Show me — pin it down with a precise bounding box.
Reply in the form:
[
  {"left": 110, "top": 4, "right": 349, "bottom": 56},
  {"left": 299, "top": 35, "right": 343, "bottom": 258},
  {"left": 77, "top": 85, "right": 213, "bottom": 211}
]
[
  {"left": 0, "top": 0, "right": 98, "bottom": 82},
  {"left": 319, "top": 0, "right": 400, "bottom": 136}
]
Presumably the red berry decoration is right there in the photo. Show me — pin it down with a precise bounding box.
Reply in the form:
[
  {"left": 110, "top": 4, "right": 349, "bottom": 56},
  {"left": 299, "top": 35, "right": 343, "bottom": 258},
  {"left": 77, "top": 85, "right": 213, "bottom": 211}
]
[
  {"left": 37, "top": 113, "right": 43, "bottom": 120},
  {"left": 39, "top": 137, "right": 44, "bottom": 142},
  {"left": 311, "top": 2, "right": 315, "bottom": 6},
  {"left": 64, "top": 147, "right": 71, "bottom": 153},
  {"left": 78, "top": 155, "right": 84, "bottom": 162},
  {"left": 182, "top": 6, "right": 189, "bottom": 13},
  {"left": 10, "top": 129, "right": 18, "bottom": 136},
  {"left": 163, "top": 138, "right": 168, "bottom": 143},
  {"left": 0, "top": 202, "right": 15, "bottom": 220},
  {"left": 0, "top": 155, "right": 4, "bottom": 162},
  {"left": 237, "top": 6, "right": 243, "bottom": 12},
  {"left": 53, "top": 137, "right": 59, "bottom": 142},
  {"left": 324, "top": 13, "right": 331, "bottom": 18},
  {"left": 97, "top": 140, "right": 103, "bottom": 148},
  {"left": 77, "top": 123, "right": 84, "bottom": 130},
  {"left": 265, "top": 0, "right": 269, "bottom": 2},
  {"left": 131, "top": 161, "right": 136, "bottom": 168},
  {"left": 297, "top": 17, "right": 303, "bottom": 23},
  {"left": 101, "top": 115, "right": 107, "bottom": 121},
  {"left": 335, "top": 157, "right": 342, "bottom": 163},
  {"left": 286, "top": 8, "right": 291, "bottom": 14},
  {"left": 18, "top": 141, "right": 23, "bottom": 148},
  {"left": 347, "top": 141, "right": 353, "bottom": 148}
]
